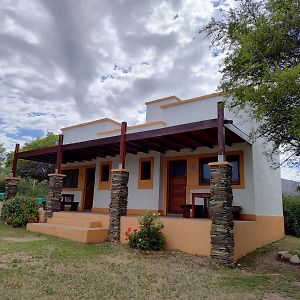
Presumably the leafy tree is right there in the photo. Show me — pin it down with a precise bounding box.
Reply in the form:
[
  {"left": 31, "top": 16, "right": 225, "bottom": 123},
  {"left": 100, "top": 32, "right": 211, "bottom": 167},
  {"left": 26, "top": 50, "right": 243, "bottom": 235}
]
[
  {"left": 0, "top": 143, "right": 6, "bottom": 171},
  {"left": 6, "top": 132, "right": 58, "bottom": 181},
  {"left": 201, "top": 0, "right": 300, "bottom": 163}
]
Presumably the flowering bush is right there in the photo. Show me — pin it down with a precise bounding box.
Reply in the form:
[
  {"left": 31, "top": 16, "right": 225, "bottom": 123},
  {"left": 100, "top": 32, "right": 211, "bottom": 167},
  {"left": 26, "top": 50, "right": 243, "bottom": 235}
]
[
  {"left": 2, "top": 195, "right": 39, "bottom": 227},
  {"left": 125, "top": 213, "right": 165, "bottom": 251}
]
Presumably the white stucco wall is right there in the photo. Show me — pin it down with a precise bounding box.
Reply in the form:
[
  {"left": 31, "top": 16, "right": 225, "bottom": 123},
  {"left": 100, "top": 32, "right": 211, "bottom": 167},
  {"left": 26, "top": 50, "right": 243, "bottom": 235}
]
[
  {"left": 252, "top": 141, "right": 283, "bottom": 216},
  {"left": 62, "top": 120, "right": 120, "bottom": 144}
]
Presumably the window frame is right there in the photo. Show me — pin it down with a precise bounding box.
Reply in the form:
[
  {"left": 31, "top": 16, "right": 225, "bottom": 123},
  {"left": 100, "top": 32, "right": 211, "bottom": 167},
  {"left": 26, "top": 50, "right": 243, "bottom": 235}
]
[
  {"left": 199, "top": 152, "right": 244, "bottom": 188},
  {"left": 138, "top": 157, "right": 154, "bottom": 189},
  {"left": 62, "top": 168, "right": 79, "bottom": 189},
  {"left": 98, "top": 161, "right": 112, "bottom": 190}
]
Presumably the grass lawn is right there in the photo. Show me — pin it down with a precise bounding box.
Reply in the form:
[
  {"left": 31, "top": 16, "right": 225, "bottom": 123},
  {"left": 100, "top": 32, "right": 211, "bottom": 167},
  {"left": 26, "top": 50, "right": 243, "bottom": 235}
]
[{"left": 0, "top": 222, "right": 299, "bottom": 300}]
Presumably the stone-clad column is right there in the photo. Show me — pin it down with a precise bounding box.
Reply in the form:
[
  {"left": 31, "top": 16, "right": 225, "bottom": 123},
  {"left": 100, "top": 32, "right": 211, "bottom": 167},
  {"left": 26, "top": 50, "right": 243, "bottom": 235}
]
[
  {"left": 108, "top": 169, "right": 129, "bottom": 242},
  {"left": 209, "top": 162, "right": 234, "bottom": 265},
  {"left": 44, "top": 174, "right": 65, "bottom": 221},
  {"left": 3, "top": 177, "right": 20, "bottom": 201}
]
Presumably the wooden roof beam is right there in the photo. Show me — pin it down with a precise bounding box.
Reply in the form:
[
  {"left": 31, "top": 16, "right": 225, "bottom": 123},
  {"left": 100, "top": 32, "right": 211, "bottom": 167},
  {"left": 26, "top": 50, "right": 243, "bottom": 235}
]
[
  {"left": 126, "top": 141, "right": 149, "bottom": 154},
  {"left": 154, "top": 136, "right": 181, "bottom": 152},
  {"left": 141, "top": 140, "right": 168, "bottom": 153},
  {"left": 184, "top": 132, "right": 214, "bottom": 149}
]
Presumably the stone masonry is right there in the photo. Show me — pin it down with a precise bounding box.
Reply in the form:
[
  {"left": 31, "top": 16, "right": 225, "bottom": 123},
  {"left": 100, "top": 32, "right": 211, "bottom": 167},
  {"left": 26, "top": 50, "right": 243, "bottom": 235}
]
[
  {"left": 44, "top": 174, "right": 65, "bottom": 221},
  {"left": 209, "top": 162, "right": 235, "bottom": 265},
  {"left": 108, "top": 169, "right": 129, "bottom": 242},
  {"left": 3, "top": 177, "right": 20, "bottom": 201}
]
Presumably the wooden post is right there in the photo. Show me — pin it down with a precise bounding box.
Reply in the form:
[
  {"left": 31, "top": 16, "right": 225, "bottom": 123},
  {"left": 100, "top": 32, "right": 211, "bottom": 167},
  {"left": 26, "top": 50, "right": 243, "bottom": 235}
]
[
  {"left": 217, "top": 101, "right": 225, "bottom": 162},
  {"left": 12, "top": 143, "right": 20, "bottom": 177},
  {"left": 119, "top": 122, "right": 127, "bottom": 169},
  {"left": 56, "top": 134, "right": 63, "bottom": 174}
]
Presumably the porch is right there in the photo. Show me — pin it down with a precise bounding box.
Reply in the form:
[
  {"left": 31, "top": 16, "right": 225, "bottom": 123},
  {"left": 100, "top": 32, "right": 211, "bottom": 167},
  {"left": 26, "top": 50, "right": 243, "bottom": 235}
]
[{"left": 27, "top": 211, "right": 284, "bottom": 260}]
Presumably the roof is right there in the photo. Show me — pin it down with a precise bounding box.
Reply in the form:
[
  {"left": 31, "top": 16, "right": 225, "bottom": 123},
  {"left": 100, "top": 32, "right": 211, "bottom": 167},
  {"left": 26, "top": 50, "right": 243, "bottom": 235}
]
[{"left": 19, "top": 118, "right": 248, "bottom": 164}]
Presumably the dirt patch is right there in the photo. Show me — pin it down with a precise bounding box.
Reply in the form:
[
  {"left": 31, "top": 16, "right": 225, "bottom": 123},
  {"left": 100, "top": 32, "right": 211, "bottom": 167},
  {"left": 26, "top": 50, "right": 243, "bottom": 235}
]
[
  {"left": 259, "top": 251, "right": 300, "bottom": 270},
  {"left": 263, "top": 292, "right": 292, "bottom": 300},
  {"left": 0, "top": 252, "right": 44, "bottom": 269},
  {"left": 2, "top": 236, "right": 46, "bottom": 242}
]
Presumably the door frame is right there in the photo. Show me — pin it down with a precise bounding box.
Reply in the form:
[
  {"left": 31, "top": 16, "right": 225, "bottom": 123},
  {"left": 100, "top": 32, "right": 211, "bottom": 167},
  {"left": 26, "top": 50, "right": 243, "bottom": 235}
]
[
  {"left": 82, "top": 166, "right": 96, "bottom": 211},
  {"left": 164, "top": 158, "right": 188, "bottom": 215}
]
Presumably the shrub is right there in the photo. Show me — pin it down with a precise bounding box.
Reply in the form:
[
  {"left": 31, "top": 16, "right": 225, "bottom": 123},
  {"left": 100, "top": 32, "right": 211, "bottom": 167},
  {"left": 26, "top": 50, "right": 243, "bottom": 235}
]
[
  {"left": 0, "top": 174, "right": 6, "bottom": 193},
  {"left": 2, "top": 195, "right": 39, "bottom": 227},
  {"left": 17, "top": 178, "right": 49, "bottom": 198},
  {"left": 283, "top": 195, "right": 300, "bottom": 237},
  {"left": 126, "top": 213, "right": 165, "bottom": 251}
]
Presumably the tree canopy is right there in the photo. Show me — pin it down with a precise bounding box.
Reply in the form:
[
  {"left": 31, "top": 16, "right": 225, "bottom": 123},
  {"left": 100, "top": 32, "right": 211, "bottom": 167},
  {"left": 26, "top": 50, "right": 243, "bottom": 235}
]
[
  {"left": 201, "top": 0, "right": 300, "bottom": 162},
  {"left": 6, "top": 132, "right": 58, "bottom": 181}
]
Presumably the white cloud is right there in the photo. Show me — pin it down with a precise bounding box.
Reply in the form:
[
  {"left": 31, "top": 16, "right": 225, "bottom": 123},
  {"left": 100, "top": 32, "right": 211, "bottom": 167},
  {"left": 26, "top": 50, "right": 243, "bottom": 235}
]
[{"left": 0, "top": 0, "right": 298, "bottom": 181}]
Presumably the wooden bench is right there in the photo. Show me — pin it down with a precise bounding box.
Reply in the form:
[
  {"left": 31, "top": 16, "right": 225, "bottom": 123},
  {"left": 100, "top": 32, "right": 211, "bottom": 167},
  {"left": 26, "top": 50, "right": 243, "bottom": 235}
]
[{"left": 60, "top": 194, "right": 79, "bottom": 211}]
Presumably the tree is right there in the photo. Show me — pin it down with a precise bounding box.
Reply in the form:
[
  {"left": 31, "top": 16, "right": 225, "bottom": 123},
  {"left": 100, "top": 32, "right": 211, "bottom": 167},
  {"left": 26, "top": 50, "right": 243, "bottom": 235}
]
[
  {"left": 6, "top": 132, "right": 58, "bottom": 181},
  {"left": 201, "top": 0, "right": 300, "bottom": 163},
  {"left": 0, "top": 143, "right": 6, "bottom": 171}
]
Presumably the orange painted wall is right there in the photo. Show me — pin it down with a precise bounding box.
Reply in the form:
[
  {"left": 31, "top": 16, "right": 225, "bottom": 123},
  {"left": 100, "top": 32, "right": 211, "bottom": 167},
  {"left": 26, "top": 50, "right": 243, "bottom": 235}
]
[
  {"left": 120, "top": 215, "right": 284, "bottom": 260},
  {"left": 120, "top": 216, "right": 212, "bottom": 256},
  {"left": 234, "top": 215, "right": 284, "bottom": 260}
]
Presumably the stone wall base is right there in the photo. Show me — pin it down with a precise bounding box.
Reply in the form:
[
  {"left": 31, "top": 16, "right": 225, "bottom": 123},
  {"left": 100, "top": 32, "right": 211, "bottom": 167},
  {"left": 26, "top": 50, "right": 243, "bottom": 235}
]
[
  {"left": 108, "top": 169, "right": 129, "bottom": 242},
  {"left": 3, "top": 177, "right": 20, "bottom": 201},
  {"left": 209, "top": 162, "right": 235, "bottom": 265},
  {"left": 44, "top": 174, "right": 65, "bottom": 221}
]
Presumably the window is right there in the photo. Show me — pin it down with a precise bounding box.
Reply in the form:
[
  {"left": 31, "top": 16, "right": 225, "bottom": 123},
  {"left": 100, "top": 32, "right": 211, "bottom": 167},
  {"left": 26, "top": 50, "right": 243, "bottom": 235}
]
[
  {"left": 138, "top": 157, "right": 154, "bottom": 189},
  {"left": 98, "top": 161, "right": 112, "bottom": 190},
  {"left": 62, "top": 169, "right": 79, "bottom": 189},
  {"left": 199, "top": 154, "right": 242, "bottom": 186},
  {"left": 141, "top": 160, "right": 152, "bottom": 180}
]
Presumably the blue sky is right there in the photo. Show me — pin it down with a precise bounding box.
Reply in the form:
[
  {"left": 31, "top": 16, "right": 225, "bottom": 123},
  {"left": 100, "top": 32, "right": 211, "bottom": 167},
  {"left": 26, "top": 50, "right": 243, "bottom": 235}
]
[{"left": 0, "top": 0, "right": 299, "bottom": 181}]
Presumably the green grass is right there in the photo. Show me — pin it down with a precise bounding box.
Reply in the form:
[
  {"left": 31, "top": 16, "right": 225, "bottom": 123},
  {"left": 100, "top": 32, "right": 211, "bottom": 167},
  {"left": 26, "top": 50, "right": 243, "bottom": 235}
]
[{"left": 0, "top": 222, "right": 299, "bottom": 300}]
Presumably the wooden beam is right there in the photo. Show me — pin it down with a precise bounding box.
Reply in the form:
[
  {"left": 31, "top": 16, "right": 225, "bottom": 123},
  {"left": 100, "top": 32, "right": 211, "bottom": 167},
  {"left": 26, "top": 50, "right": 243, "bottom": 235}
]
[
  {"left": 56, "top": 134, "right": 63, "bottom": 174},
  {"left": 126, "top": 119, "right": 219, "bottom": 142},
  {"left": 127, "top": 141, "right": 149, "bottom": 153},
  {"left": 155, "top": 136, "right": 181, "bottom": 152},
  {"left": 217, "top": 102, "right": 225, "bottom": 161},
  {"left": 174, "top": 134, "right": 199, "bottom": 150},
  {"left": 185, "top": 132, "right": 214, "bottom": 149},
  {"left": 12, "top": 143, "right": 20, "bottom": 177},
  {"left": 141, "top": 139, "right": 168, "bottom": 152},
  {"left": 119, "top": 122, "right": 127, "bottom": 169}
]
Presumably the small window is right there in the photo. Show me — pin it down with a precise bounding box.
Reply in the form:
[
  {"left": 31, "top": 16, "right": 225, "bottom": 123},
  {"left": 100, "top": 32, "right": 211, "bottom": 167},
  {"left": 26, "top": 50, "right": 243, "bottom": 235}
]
[
  {"left": 98, "top": 161, "right": 112, "bottom": 190},
  {"left": 62, "top": 169, "right": 79, "bottom": 188},
  {"left": 138, "top": 157, "right": 154, "bottom": 189},
  {"left": 140, "top": 160, "right": 152, "bottom": 180},
  {"left": 199, "top": 154, "right": 241, "bottom": 185},
  {"left": 101, "top": 164, "right": 110, "bottom": 182}
]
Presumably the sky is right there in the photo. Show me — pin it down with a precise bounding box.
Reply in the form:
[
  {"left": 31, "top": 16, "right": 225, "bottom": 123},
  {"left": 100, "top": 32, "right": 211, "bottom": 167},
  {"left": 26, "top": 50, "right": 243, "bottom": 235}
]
[{"left": 0, "top": 0, "right": 299, "bottom": 181}]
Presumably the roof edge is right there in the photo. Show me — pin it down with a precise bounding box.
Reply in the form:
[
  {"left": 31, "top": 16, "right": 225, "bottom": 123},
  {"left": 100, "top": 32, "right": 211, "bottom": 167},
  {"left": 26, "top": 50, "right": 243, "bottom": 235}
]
[
  {"left": 61, "top": 118, "right": 121, "bottom": 131},
  {"left": 160, "top": 92, "right": 224, "bottom": 109},
  {"left": 145, "top": 95, "right": 182, "bottom": 105}
]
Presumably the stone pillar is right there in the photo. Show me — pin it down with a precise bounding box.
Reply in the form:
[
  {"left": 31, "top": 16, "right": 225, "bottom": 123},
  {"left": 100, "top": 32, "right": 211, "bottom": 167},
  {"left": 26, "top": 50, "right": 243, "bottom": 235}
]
[
  {"left": 3, "top": 177, "right": 20, "bottom": 201},
  {"left": 209, "top": 162, "right": 235, "bottom": 265},
  {"left": 44, "top": 174, "right": 65, "bottom": 221},
  {"left": 108, "top": 169, "right": 129, "bottom": 242}
]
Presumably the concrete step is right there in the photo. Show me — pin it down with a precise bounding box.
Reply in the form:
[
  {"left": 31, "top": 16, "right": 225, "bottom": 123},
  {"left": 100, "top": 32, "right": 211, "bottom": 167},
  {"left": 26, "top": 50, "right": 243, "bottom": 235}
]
[
  {"left": 52, "top": 211, "right": 107, "bottom": 222},
  {"left": 27, "top": 223, "right": 108, "bottom": 244},
  {"left": 48, "top": 217, "right": 102, "bottom": 228}
]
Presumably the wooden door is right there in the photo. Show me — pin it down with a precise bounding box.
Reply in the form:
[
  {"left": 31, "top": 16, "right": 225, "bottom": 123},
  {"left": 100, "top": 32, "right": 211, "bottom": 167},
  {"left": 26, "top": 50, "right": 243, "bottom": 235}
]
[
  {"left": 84, "top": 167, "right": 96, "bottom": 211},
  {"left": 168, "top": 160, "right": 187, "bottom": 214}
]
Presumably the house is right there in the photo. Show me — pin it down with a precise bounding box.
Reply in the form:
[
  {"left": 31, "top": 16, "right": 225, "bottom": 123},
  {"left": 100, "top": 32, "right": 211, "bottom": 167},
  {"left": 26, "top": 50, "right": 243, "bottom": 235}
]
[{"left": 15, "top": 92, "right": 284, "bottom": 261}]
